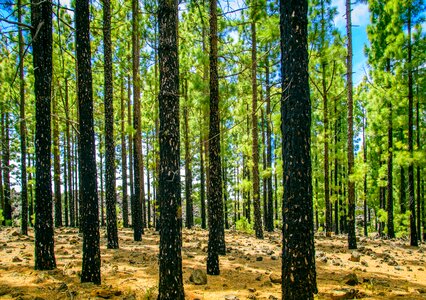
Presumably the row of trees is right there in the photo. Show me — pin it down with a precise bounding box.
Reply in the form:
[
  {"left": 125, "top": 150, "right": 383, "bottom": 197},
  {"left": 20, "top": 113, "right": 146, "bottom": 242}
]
[{"left": 0, "top": 0, "right": 424, "bottom": 297}]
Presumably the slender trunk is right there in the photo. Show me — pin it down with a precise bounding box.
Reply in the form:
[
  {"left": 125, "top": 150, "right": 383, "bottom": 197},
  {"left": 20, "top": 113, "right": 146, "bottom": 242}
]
[
  {"left": 207, "top": 0, "right": 225, "bottom": 275},
  {"left": 265, "top": 60, "right": 273, "bottom": 232},
  {"left": 184, "top": 78, "right": 193, "bottom": 228},
  {"left": 18, "top": 0, "right": 28, "bottom": 234},
  {"left": 2, "top": 113, "right": 12, "bottom": 224},
  {"left": 322, "top": 62, "right": 331, "bottom": 237},
  {"left": 63, "top": 134, "right": 69, "bottom": 227},
  {"left": 363, "top": 116, "right": 367, "bottom": 237},
  {"left": 261, "top": 108, "right": 267, "bottom": 229},
  {"left": 387, "top": 76, "right": 394, "bottom": 238},
  {"left": 53, "top": 94, "right": 62, "bottom": 227},
  {"left": 400, "top": 129, "right": 406, "bottom": 214},
  {"left": 99, "top": 138, "right": 105, "bottom": 227},
  {"left": 121, "top": 78, "right": 129, "bottom": 228},
  {"left": 65, "top": 78, "right": 74, "bottom": 227},
  {"left": 346, "top": 0, "right": 357, "bottom": 249},
  {"left": 132, "top": 0, "right": 143, "bottom": 240},
  {"left": 103, "top": 0, "right": 119, "bottom": 248},
  {"left": 407, "top": 7, "right": 418, "bottom": 246},
  {"left": 146, "top": 139, "right": 151, "bottom": 227},
  {"left": 415, "top": 86, "right": 421, "bottom": 240},
  {"left": 251, "top": 19, "right": 263, "bottom": 239},
  {"left": 200, "top": 128, "right": 206, "bottom": 229}
]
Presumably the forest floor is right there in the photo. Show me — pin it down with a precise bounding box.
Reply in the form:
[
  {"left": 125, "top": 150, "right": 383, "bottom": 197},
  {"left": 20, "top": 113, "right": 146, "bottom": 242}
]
[{"left": 0, "top": 226, "right": 425, "bottom": 300}]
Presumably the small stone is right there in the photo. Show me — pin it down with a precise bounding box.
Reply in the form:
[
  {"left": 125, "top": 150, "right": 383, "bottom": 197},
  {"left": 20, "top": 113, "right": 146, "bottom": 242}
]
[
  {"left": 6, "top": 249, "right": 12, "bottom": 254},
  {"left": 349, "top": 251, "right": 361, "bottom": 262},
  {"left": 255, "top": 275, "right": 262, "bottom": 281},
  {"left": 261, "top": 281, "right": 273, "bottom": 287},
  {"left": 268, "top": 296, "right": 278, "bottom": 300},
  {"left": 331, "top": 289, "right": 358, "bottom": 300},
  {"left": 417, "top": 288, "right": 426, "bottom": 294},
  {"left": 57, "top": 282, "right": 68, "bottom": 292},
  {"left": 248, "top": 288, "right": 256, "bottom": 292},
  {"left": 11, "top": 230, "right": 20, "bottom": 237},
  {"left": 361, "top": 260, "right": 368, "bottom": 267},
  {"left": 343, "top": 273, "right": 359, "bottom": 286},
  {"left": 271, "top": 255, "right": 278, "bottom": 261},
  {"left": 269, "top": 273, "right": 281, "bottom": 284},
  {"left": 256, "top": 256, "right": 263, "bottom": 262},
  {"left": 12, "top": 256, "right": 22, "bottom": 262},
  {"left": 189, "top": 269, "right": 207, "bottom": 285},
  {"left": 228, "top": 256, "right": 236, "bottom": 261},
  {"left": 224, "top": 295, "right": 239, "bottom": 300}
]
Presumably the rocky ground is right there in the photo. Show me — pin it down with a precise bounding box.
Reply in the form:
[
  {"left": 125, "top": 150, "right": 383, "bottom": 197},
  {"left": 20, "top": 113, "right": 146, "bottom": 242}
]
[{"left": 0, "top": 226, "right": 425, "bottom": 299}]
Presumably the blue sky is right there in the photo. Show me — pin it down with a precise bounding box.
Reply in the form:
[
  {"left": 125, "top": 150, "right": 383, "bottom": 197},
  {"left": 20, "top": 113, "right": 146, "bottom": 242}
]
[{"left": 332, "top": 0, "right": 371, "bottom": 85}]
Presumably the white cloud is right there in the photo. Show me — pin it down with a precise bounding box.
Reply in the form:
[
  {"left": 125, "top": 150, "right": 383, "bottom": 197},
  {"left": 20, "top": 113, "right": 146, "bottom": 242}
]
[{"left": 332, "top": 0, "right": 370, "bottom": 30}]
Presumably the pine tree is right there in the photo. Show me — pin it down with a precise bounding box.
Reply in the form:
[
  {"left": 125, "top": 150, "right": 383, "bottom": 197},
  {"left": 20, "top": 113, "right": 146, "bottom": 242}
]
[
  {"left": 157, "top": 0, "right": 184, "bottom": 296},
  {"left": 31, "top": 0, "right": 56, "bottom": 270},
  {"left": 280, "top": 0, "right": 317, "bottom": 298},
  {"left": 76, "top": 0, "right": 101, "bottom": 283}
]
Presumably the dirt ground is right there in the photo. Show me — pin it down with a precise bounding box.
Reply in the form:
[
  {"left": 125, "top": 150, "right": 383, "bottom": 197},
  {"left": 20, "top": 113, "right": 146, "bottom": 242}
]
[{"left": 0, "top": 226, "right": 425, "bottom": 299}]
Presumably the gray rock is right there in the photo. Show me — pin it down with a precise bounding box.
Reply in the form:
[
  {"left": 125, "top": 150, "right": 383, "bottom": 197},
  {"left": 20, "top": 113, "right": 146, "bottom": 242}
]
[
  {"left": 269, "top": 273, "right": 281, "bottom": 284},
  {"left": 224, "top": 295, "right": 239, "bottom": 300},
  {"left": 343, "top": 273, "right": 359, "bottom": 286},
  {"left": 349, "top": 251, "right": 361, "bottom": 262},
  {"left": 189, "top": 269, "right": 207, "bottom": 285}
]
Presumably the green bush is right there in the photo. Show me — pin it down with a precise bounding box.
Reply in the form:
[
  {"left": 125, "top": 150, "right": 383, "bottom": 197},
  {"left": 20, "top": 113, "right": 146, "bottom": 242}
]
[{"left": 236, "top": 216, "right": 254, "bottom": 234}]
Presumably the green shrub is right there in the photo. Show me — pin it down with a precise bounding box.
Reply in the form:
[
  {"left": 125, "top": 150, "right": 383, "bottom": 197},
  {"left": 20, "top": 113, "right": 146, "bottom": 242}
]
[{"left": 236, "top": 216, "right": 254, "bottom": 234}]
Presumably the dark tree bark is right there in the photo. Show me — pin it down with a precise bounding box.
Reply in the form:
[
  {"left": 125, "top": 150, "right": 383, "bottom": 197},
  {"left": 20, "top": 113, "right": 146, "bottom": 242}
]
[
  {"left": 261, "top": 108, "right": 267, "bottom": 229},
  {"left": 63, "top": 134, "right": 69, "bottom": 227},
  {"left": 334, "top": 97, "right": 340, "bottom": 235},
  {"left": 416, "top": 89, "right": 421, "bottom": 241},
  {"left": 346, "top": 0, "right": 357, "bottom": 250},
  {"left": 407, "top": 7, "right": 418, "bottom": 246},
  {"left": 280, "top": 0, "right": 317, "bottom": 298},
  {"left": 207, "top": 0, "right": 225, "bottom": 275},
  {"left": 363, "top": 116, "right": 368, "bottom": 237},
  {"left": 18, "top": 0, "right": 28, "bottom": 234},
  {"left": 183, "top": 78, "right": 193, "bottom": 229},
  {"left": 157, "top": 0, "right": 184, "bottom": 296},
  {"left": 99, "top": 138, "right": 105, "bottom": 227},
  {"left": 132, "top": 0, "right": 143, "bottom": 240},
  {"left": 65, "top": 78, "right": 74, "bottom": 227},
  {"left": 121, "top": 78, "right": 129, "bottom": 228},
  {"left": 322, "top": 62, "right": 331, "bottom": 238},
  {"left": 200, "top": 130, "right": 206, "bottom": 229},
  {"left": 103, "top": 0, "right": 119, "bottom": 249},
  {"left": 387, "top": 95, "right": 395, "bottom": 239},
  {"left": 251, "top": 19, "right": 263, "bottom": 239},
  {"left": 127, "top": 73, "right": 134, "bottom": 227},
  {"left": 31, "top": 0, "right": 56, "bottom": 269},
  {"left": 265, "top": 60, "right": 274, "bottom": 232},
  {"left": 1, "top": 112, "right": 11, "bottom": 225},
  {"left": 76, "top": 0, "right": 101, "bottom": 283},
  {"left": 53, "top": 93, "right": 62, "bottom": 228}
]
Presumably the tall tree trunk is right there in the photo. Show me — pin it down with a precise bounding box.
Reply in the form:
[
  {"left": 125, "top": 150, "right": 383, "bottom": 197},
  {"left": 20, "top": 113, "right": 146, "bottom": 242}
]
[
  {"left": 99, "top": 137, "right": 105, "bottom": 226},
  {"left": 127, "top": 74, "right": 134, "bottom": 226},
  {"left": 132, "top": 0, "right": 143, "bottom": 240},
  {"left": 207, "top": 0, "right": 225, "bottom": 275},
  {"left": 251, "top": 18, "right": 263, "bottom": 240},
  {"left": 53, "top": 94, "right": 62, "bottom": 227},
  {"left": 334, "top": 98, "right": 339, "bottom": 235},
  {"left": 407, "top": 6, "right": 418, "bottom": 246},
  {"left": 416, "top": 88, "right": 421, "bottom": 241},
  {"left": 31, "top": 0, "right": 56, "bottom": 269},
  {"left": 103, "top": 0, "right": 119, "bottom": 248},
  {"left": 76, "top": 0, "right": 101, "bottom": 283},
  {"left": 265, "top": 59, "right": 274, "bottom": 232},
  {"left": 261, "top": 108, "right": 267, "bottom": 229},
  {"left": 322, "top": 62, "right": 331, "bottom": 238},
  {"left": 280, "top": 0, "right": 317, "bottom": 297},
  {"left": 65, "top": 78, "right": 74, "bottom": 227},
  {"left": 1, "top": 112, "right": 12, "bottom": 225},
  {"left": 121, "top": 78, "right": 129, "bottom": 228},
  {"left": 63, "top": 134, "right": 69, "bottom": 227},
  {"left": 363, "top": 116, "right": 368, "bottom": 237},
  {"left": 346, "top": 0, "right": 357, "bottom": 250},
  {"left": 157, "top": 0, "right": 184, "bottom": 295},
  {"left": 18, "top": 0, "right": 28, "bottom": 234},
  {"left": 146, "top": 139, "right": 151, "bottom": 227},
  {"left": 387, "top": 92, "right": 394, "bottom": 238},
  {"left": 184, "top": 78, "right": 193, "bottom": 229},
  {"left": 200, "top": 128, "right": 206, "bottom": 229}
]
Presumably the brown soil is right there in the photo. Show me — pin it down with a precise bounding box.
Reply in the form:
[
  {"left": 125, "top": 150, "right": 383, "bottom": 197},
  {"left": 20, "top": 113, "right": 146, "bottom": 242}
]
[{"left": 0, "top": 227, "right": 425, "bottom": 299}]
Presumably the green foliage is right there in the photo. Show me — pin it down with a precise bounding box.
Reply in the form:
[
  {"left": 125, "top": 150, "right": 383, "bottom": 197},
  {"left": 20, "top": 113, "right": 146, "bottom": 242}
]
[
  {"left": 0, "top": 210, "right": 4, "bottom": 224},
  {"left": 236, "top": 217, "right": 254, "bottom": 234},
  {"left": 394, "top": 212, "right": 411, "bottom": 238}
]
